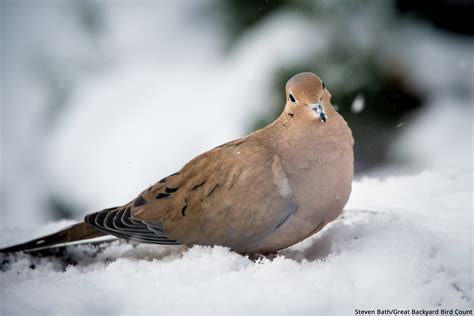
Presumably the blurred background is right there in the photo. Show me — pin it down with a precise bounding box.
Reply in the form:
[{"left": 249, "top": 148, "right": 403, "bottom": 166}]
[{"left": 0, "top": 0, "right": 472, "bottom": 229}]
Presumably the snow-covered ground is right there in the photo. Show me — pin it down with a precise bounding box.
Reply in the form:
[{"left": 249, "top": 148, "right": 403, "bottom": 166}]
[
  {"left": 1, "top": 1, "right": 472, "bottom": 315},
  {"left": 1, "top": 160, "right": 472, "bottom": 315}
]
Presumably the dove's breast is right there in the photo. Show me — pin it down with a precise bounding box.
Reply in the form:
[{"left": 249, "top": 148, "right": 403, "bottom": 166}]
[
  {"left": 247, "top": 125, "right": 354, "bottom": 253},
  {"left": 248, "top": 150, "right": 353, "bottom": 253}
]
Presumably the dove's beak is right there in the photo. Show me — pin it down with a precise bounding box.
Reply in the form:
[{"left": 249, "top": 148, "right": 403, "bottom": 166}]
[{"left": 311, "top": 102, "right": 327, "bottom": 123}]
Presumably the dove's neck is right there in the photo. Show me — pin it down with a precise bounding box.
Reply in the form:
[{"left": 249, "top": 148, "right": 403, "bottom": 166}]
[{"left": 259, "top": 110, "right": 354, "bottom": 167}]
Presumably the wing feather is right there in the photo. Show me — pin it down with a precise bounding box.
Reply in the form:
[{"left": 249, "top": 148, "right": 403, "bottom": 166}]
[{"left": 84, "top": 203, "right": 179, "bottom": 245}]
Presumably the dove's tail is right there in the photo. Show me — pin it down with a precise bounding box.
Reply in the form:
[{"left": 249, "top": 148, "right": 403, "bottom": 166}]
[{"left": 0, "top": 221, "right": 109, "bottom": 253}]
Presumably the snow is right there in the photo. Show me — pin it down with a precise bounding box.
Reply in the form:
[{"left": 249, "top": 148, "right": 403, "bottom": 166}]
[
  {"left": 1, "top": 164, "right": 472, "bottom": 315},
  {"left": 1, "top": 1, "right": 473, "bottom": 315},
  {"left": 351, "top": 94, "right": 365, "bottom": 113}
]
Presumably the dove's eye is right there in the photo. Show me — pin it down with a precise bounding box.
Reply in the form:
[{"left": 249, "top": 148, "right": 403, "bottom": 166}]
[{"left": 289, "top": 94, "right": 296, "bottom": 103}]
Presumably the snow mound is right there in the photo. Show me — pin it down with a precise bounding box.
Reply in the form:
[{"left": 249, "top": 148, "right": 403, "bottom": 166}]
[{"left": 1, "top": 167, "right": 471, "bottom": 315}]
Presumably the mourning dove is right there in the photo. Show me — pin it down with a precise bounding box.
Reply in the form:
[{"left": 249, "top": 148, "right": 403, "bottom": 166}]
[{"left": 0, "top": 72, "right": 354, "bottom": 255}]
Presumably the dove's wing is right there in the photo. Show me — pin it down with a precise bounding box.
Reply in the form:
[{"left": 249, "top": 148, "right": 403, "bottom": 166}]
[
  {"left": 85, "top": 135, "right": 298, "bottom": 253},
  {"left": 85, "top": 206, "right": 180, "bottom": 245}
]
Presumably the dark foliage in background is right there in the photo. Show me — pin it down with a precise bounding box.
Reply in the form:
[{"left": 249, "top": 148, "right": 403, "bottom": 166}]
[
  {"left": 257, "top": 58, "right": 423, "bottom": 174},
  {"left": 396, "top": 0, "right": 474, "bottom": 36},
  {"left": 214, "top": 0, "right": 472, "bottom": 175}
]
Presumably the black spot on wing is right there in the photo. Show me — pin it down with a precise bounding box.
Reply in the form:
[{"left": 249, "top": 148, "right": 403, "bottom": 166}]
[
  {"left": 191, "top": 181, "right": 206, "bottom": 191},
  {"left": 165, "top": 186, "right": 179, "bottom": 193},
  {"left": 156, "top": 193, "right": 170, "bottom": 199},
  {"left": 181, "top": 204, "right": 188, "bottom": 216},
  {"left": 158, "top": 172, "right": 180, "bottom": 184},
  {"left": 134, "top": 195, "right": 147, "bottom": 207}
]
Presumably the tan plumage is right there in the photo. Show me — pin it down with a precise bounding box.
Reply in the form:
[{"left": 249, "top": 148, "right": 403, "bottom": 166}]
[{"left": 0, "top": 72, "right": 353, "bottom": 254}]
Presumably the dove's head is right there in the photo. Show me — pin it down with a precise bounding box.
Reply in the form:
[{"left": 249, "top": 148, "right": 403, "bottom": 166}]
[{"left": 285, "top": 72, "right": 333, "bottom": 123}]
